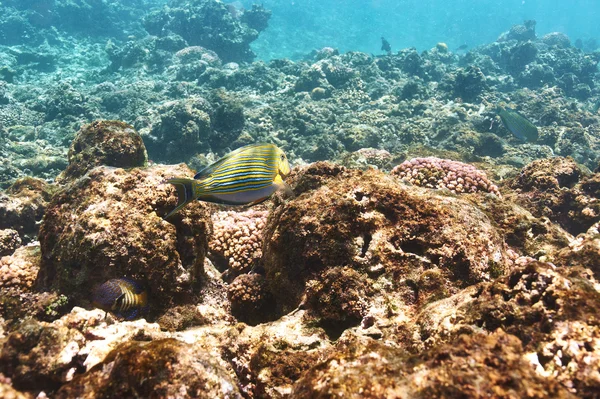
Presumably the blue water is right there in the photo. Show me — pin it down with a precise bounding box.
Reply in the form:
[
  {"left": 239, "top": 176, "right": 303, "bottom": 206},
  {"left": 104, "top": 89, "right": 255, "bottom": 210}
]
[{"left": 247, "top": 0, "right": 600, "bottom": 60}]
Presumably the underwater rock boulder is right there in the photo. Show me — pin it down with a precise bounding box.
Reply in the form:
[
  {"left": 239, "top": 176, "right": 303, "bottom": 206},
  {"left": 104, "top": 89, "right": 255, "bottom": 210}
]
[
  {"left": 217, "top": 309, "right": 331, "bottom": 398},
  {"left": 0, "top": 244, "right": 71, "bottom": 327},
  {"left": 414, "top": 261, "right": 600, "bottom": 397},
  {"left": 141, "top": 97, "right": 213, "bottom": 164},
  {"left": 227, "top": 273, "right": 275, "bottom": 325},
  {"left": 499, "top": 20, "right": 537, "bottom": 42},
  {"left": 542, "top": 32, "right": 571, "bottom": 48},
  {"left": 304, "top": 266, "right": 373, "bottom": 336},
  {"left": 557, "top": 221, "right": 600, "bottom": 280},
  {"left": 0, "top": 381, "right": 29, "bottom": 399},
  {"left": 56, "top": 338, "right": 242, "bottom": 399},
  {"left": 0, "top": 319, "right": 86, "bottom": 394},
  {"left": 262, "top": 162, "right": 512, "bottom": 316},
  {"left": 0, "top": 177, "right": 55, "bottom": 243},
  {"left": 38, "top": 164, "right": 211, "bottom": 313},
  {"left": 508, "top": 157, "right": 600, "bottom": 235},
  {"left": 59, "top": 120, "right": 147, "bottom": 181},
  {"left": 291, "top": 331, "right": 573, "bottom": 398},
  {"left": 172, "top": 46, "right": 221, "bottom": 81},
  {"left": 452, "top": 65, "right": 488, "bottom": 102},
  {"left": 209, "top": 89, "right": 245, "bottom": 147}
]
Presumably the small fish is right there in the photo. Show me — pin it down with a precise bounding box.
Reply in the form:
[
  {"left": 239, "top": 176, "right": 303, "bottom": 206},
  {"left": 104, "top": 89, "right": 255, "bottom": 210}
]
[
  {"left": 92, "top": 278, "right": 148, "bottom": 320},
  {"left": 381, "top": 37, "right": 391, "bottom": 55},
  {"left": 456, "top": 44, "right": 468, "bottom": 51},
  {"left": 165, "top": 143, "right": 292, "bottom": 218},
  {"left": 497, "top": 107, "right": 539, "bottom": 142}
]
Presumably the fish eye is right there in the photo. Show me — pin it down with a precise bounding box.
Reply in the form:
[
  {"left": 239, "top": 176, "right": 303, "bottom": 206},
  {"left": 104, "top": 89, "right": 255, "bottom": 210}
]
[{"left": 281, "top": 154, "right": 285, "bottom": 160}]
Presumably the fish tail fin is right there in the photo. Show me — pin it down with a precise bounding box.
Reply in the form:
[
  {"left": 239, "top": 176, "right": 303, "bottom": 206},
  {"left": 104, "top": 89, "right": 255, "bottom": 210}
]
[{"left": 164, "top": 178, "right": 196, "bottom": 219}]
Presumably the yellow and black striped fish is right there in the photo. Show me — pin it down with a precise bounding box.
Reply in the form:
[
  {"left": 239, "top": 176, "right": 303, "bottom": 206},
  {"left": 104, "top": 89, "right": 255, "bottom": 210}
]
[
  {"left": 164, "top": 143, "right": 292, "bottom": 218},
  {"left": 92, "top": 278, "right": 148, "bottom": 320}
]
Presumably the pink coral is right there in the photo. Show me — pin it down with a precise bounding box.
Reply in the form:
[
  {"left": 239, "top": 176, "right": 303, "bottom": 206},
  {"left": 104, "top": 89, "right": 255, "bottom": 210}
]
[
  {"left": 209, "top": 209, "right": 268, "bottom": 273},
  {"left": 391, "top": 157, "right": 500, "bottom": 196}
]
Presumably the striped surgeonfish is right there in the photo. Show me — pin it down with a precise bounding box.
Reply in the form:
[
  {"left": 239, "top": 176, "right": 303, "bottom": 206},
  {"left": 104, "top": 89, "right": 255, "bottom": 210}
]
[
  {"left": 497, "top": 106, "right": 539, "bottom": 142},
  {"left": 164, "top": 143, "right": 292, "bottom": 218},
  {"left": 92, "top": 278, "right": 148, "bottom": 320}
]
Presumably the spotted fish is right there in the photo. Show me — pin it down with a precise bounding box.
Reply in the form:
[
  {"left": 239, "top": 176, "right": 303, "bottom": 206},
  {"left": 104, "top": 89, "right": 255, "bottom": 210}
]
[
  {"left": 164, "top": 143, "right": 292, "bottom": 218},
  {"left": 92, "top": 278, "right": 148, "bottom": 320}
]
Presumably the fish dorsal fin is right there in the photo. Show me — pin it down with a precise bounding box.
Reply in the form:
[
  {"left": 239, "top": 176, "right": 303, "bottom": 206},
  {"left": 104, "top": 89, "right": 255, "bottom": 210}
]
[{"left": 193, "top": 143, "right": 272, "bottom": 180}]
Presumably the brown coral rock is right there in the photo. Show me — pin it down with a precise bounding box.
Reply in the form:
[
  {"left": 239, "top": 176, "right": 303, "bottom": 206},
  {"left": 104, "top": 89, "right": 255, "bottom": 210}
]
[
  {"left": 507, "top": 157, "right": 600, "bottom": 235},
  {"left": 0, "top": 229, "right": 20, "bottom": 257},
  {"left": 217, "top": 310, "right": 331, "bottom": 398},
  {"left": 56, "top": 338, "right": 242, "bottom": 399},
  {"left": 556, "top": 221, "right": 600, "bottom": 279},
  {"left": 59, "top": 120, "right": 147, "bottom": 181},
  {"left": 0, "top": 244, "right": 71, "bottom": 326},
  {"left": 0, "top": 177, "right": 55, "bottom": 242},
  {"left": 304, "top": 266, "right": 372, "bottom": 337},
  {"left": 292, "top": 332, "right": 574, "bottom": 398},
  {"left": 415, "top": 262, "right": 600, "bottom": 397},
  {"left": 0, "top": 319, "right": 85, "bottom": 394},
  {"left": 0, "top": 377, "right": 30, "bottom": 399},
  {"left": 228, "top": 273, "right": 275, "bottom": 325},
  {"left": 38, "top": 164, "right": 211, "bottom": 312},
  {"left": 263, "top": 162, "right": 511, "bottom": 315}
]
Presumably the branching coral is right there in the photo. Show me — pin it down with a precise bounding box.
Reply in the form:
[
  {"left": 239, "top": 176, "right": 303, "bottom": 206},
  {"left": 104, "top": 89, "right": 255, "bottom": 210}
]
[{"left": 391, "top": 157, "right": 500, "bottom": 196}]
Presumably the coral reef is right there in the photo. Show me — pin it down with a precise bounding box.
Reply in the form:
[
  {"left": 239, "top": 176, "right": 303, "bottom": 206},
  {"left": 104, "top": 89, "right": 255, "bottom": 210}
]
[
  {"left": 38, "top": 164, "right": 211, "bottom": 313},
  {"left": 0, "top": 229, "right": 20, "bottom": 257},
  {"left": 209, "top": 209, "right": 268, "bottom": 275},
  {"left": 57, "top": 338, "right": 242, "bottom": 398},
  {"left": 391, "top": 156, "right": 501, "bottom": 195},
  {"left": 263, "top": 162, "right": 512, "bottom": 316},
  {"left": 1, "top": 4, "right": 600, "bottom": 397},
  {"left": 0, "top": 177, "right": 55, "bottom": 242},
  {"left": 143, "top": 0, "right": 271, "bottom": 63},
  {"left": 59, "top": 120, "right": 147, "bottom": 181},
  {"left": 507, "top": 157, "right": 600, "bottom": 235}
]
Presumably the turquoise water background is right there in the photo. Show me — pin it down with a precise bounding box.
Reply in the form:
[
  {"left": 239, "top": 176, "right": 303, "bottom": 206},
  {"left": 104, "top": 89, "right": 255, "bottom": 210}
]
[{"left": 239, "top": 0, "right": 599, "bottom": 60}]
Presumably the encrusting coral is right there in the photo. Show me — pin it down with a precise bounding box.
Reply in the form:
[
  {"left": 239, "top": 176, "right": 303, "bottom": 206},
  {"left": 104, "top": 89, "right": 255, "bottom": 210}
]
[
  {"left": 227, "top": 273, "right": 274, "bottom": 325},
  {"left": 391, "top": 156, "right": 501, "bottom": 196}
]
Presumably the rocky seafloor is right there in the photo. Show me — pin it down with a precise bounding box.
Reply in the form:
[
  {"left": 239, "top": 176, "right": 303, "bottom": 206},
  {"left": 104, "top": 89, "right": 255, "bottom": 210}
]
[{"left": 1, "top": 0, "right": 600, "bottom": 398}]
